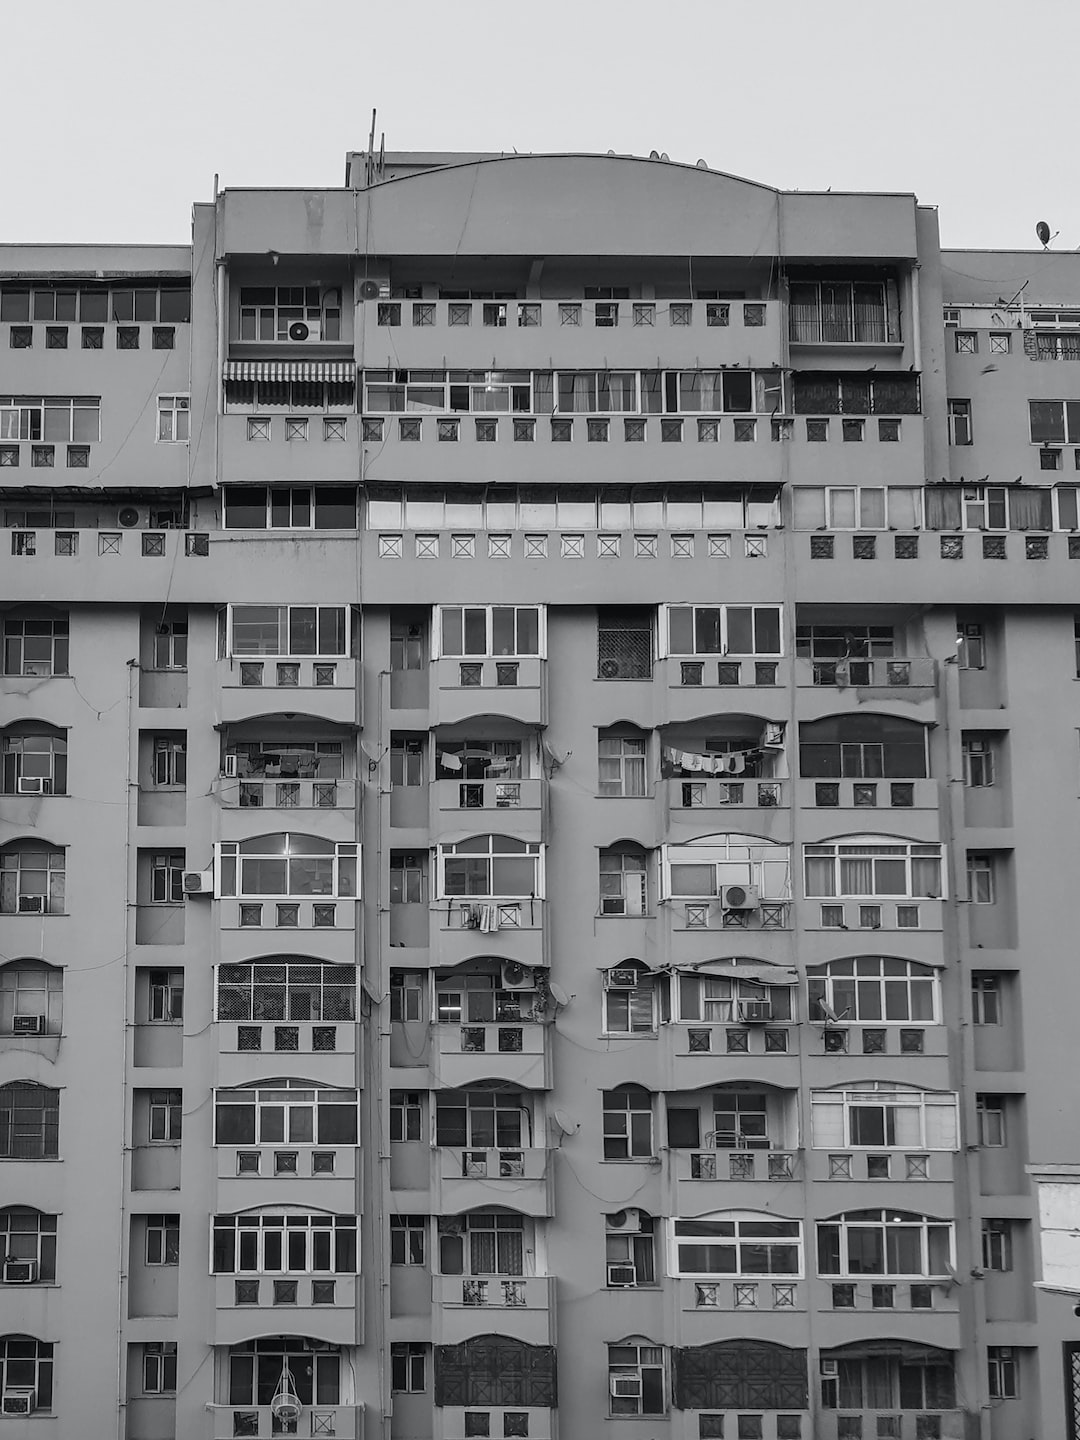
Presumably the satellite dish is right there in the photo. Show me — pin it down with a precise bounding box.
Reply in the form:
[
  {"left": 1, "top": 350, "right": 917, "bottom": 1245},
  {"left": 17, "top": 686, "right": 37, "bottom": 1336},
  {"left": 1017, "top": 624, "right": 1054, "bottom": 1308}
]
[
  {"left": 696, "top": 158, "right": 708, "bottom": 168},
  {"left": 553, "top": 1109, "right": 578, "bottom": 1136},
  {"left": 548, "top": 982, "right": 570, "bottom": 1008},
  {"left": 660, "top": 152, "right": 670, "bottom": 161},
  {"left": 1036, "top": 220, "right": 1051, "bottom": 247},
  {"left": 649, "top": 150, "right": 660, "bottom": 160}
]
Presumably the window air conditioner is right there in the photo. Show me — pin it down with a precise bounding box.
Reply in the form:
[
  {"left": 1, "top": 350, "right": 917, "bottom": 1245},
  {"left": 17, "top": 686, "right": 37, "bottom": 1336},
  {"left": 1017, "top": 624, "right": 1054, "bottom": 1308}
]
[
  {"left": 3, "top": 1259, "right": 38, "bottom": 1283},
  {"left": 17, "top": 896, "right": 45, "bottom": 914},
  {"left": 1, "top": 1390, "right": 34, "bottom": 1415},
  {"left": 501, "top": 962, "right": 534, "bottom": 991},
  {"left": 611, "top": 1376, "right": 642, "bottom": 1398},
  {"left": 607, "top": 1263, "right": 638, "bottom": 1287},
  {"left": 607, "top": 1207, "right": 644, "bottom": 1233},
  {"left": 16, "top": 777, "right": 50, "bottom": 795},
  {"left": 286, "top": 319, "right": 321, "bottom": 343},
  {"left": 182, "top": 869, "right": 214, "bottom": 896},
  {"left": 820, "top": 1359, "right": 839, "bottom": 1376},
  {"left": 738, "top": 1001, "right": 772, "bottom": 1024},
  {"left": 12, "top": 1015, "right": 46, "bottom": 1036},
  {"left": 224, "top": 754, "right": 239, "bottom": 778},
  {"left": 607, "top": 967, "right": 640, "bottom": 989},
  {"left": 720, "top": 884, "right": 760, "bottom": 911}
]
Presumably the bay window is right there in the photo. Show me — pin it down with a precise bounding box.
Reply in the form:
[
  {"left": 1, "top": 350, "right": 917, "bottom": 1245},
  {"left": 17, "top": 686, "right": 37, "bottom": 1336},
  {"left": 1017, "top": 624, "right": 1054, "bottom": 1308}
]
[
  {"left": 799, "top": 715, "right": 928, "bottom": 778},
  {"left": 438, "top": 1211, "right": 526, "bottom": 1275},
  {"left": 228, "top": 1338, "right": 341, "bottom": 1408},
  {"left": 434, "top": 1089, "right": 528, "bottom": 1148},
  {"left": 437, "top": 834, "right": 543, "bottom": 899},
  {"left": 662, "top": 835, "right": 791, "bottom": 902},
  {"left": 677, "top": 971, "right": 793, "bottom": 1023},
  {"left": 817, "top": 1210, "right": 953, "bottom": 1277},
  {"left": 803, "top": 839, "right": 943, "bottom": 899},
  {"left": 789, "top": 279, "right": 897, "bottom": 345},
  {"left": 437, "top": 605, "right": 543, "bottom": 658},
  {"left": 226, "top": 604, "right": 349, "bottom": 657},
  {"left": 217, "top": 834, "right": 357, "bottom": 898},
  {"left": 665, "top": 604, "right": 781, "bottom": 657},
  {"left": 216, "top": 960, "right": 356, "bottom": 1021},
  {"left": 808, "top": 958, "right": 938, "bottom": 1024},
  {"left": 820, "top": 1348, "right": 955, "bottom": 1412},
  {"left": 212, "top": 1211, "right": 357, "bottom": 1273},
  {"left": 670, "top": 1214, "right": 802, "bottom": 1276},
  {"left": 810, "top": 1085, "right": 959, "bottom": 1150},
  {"left": 214, "top": 1081, "right": 358, "bottom": 1146}
]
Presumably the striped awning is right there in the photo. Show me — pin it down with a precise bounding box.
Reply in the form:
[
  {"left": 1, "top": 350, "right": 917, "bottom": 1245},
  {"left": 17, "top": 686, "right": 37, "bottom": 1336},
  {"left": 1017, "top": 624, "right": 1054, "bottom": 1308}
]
[{"left": 222, "top": 361, "right": 356, "bottom": 383}]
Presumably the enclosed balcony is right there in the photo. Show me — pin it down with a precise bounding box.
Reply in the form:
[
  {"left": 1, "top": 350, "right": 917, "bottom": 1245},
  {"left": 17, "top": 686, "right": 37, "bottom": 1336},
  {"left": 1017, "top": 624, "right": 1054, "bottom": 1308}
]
[
  {"left": 668, "top": 1083, "right": 801, "bottom": 1205},
  {"left": 214, "top": 958, "right": 359, "bottom": 1087},
  {"left": 430, "top": 604, "right": 547, "bottom": 726},
  {"left": 431, "top": 1086, "right": 552, "bottom": 1216},
  {"left": 661, "top": 833, "right": 793, "bottom": 962},
  {"left": 661, "top": 716, "right": 788, "bottom": 836},
  {"left": 218, "top": 724, "right": 358, "bottom": 815},
  {"left": 794, "top": 610, "right": 938, "bottom": 718},
  {"left": 817, "top": 1342, "right": 962, "bottom": 1440},
  {"left": 664, "top": 959, "right": 800, "bottom": 1086},
  {"left": 426, "top": 729, "right": 545, "bottom": 842},
  {"left": 432, "top": 834, "right": 546, "bottom": 969},
  {"left": 432, "top": 962, "right": 552, "bottom": 1089},
  {"left": 432, "top": 1211, "right": 554, "bottom": 1344},
  {"left": 211, "top": 1331, "right": 362, "bottom": 1439}
]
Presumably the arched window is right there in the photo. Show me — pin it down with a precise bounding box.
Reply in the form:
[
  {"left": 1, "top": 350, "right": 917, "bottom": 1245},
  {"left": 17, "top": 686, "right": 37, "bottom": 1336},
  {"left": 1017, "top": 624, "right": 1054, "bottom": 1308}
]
[
  {"left": 799, "top": 715, "right": 928, "bottom": 778},
  {"left": 217, "top": 835, "right": 357, "bottom": 898},
  {"left": 0, "top": 1084, "right": 59, "bottom": 1159},
  {"left": 817, "top": 1209, "right": 953, "bottom": 1277},
  {"left": 810, "top": 1083, "right": 959, "bottom": 1151},
  {"left": 437, "top": 1211, "right": 529, "bottom": 1277},
  {"left": 803, "top": 836, "right": 942, "bottom": 900},
  {"left": 0, "top": 960, "right": 63, "bottom": 1035},
  {"left": 807, "top": 958, "right": 938, "bottom": 1024},
  {"left": 214, "top": 1080, "right": 357, "bottom": 1147},
  {"left": 0, "top": 1336, "right": 53, "bottom": 1411},
  {"left": 662, "top": 833, "right": 791, "bottom": 901},
  {"left": 227, "top": 1337, "right": 342, "bottom": 1407},
  {"left": 602, "top": 1084, "right": 654, "bottom": 1159},
  {"left": 0, "top": 1207, "right": 57, "bottom": 1282},
  {"left": 1, "top": 723, "right": 67, "bottom": 795},
  {"left": 0, "top": 843, "right": 65, "bottom": 915},
  {"left": 437, "top": 834, "right": 543, "bottom": 900},
  {"left": 599, "top": 844, "right": 648, "bottom": 916},
  {"left": 215, "top": 960, "right": 356, "bottom": 1022},
  {"left": 669, "top": 1212, "right": 803, "bottom": 1277},
  {"left": 212, "top": 1209, "right": 357, "bottom": 1274}
]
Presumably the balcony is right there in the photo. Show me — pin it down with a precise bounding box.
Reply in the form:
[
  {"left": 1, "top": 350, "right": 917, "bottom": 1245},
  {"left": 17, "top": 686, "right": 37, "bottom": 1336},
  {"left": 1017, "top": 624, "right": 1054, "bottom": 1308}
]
[
  {"left": 430, "top": 656, "right": 546, "bottom": 727},
  {"left": 665, "top": 1023, "right": 800, "bottom": 1089},
  {"left": 794, "top": 655, "right": 938, "bottom": 710},
  {"left": 434, "top": 1147, "right": 552, "bottom": 1217},
  {"left": 220, "top": 777, "right": 358, "bottom": 811},
  {"left": 679, "top": 1148, "right": 801, "bottom": 1185},
  {"left": 432, "top": 901, "right": 546, "bottom": 970},
  {"left": 797, "top": 778, "right": 937, "bottom": 813},
  {"left": 678, "top": 1276, "right": 803, "bottom": 1314},
  {"left": 807, "top": 899, "right": 943, "bottom": 935},
  {"left": 431, "top": 777, "right": 543, "bottom": 842},
  {"left": 362, "top": 295, "right": 781, "bottom": 368},
  {"left": 806, "top": 1150, "right": 955, "bottom": 1185},
  {"left": 215, "top": 1145, "right": 360, "bottom": 1212},
  {"left": 805, "top": 1023, "right": 949, "bottom": 1061},
  {"left": 213, "top": 1274, "right": 359, "bottom": 1346},
  {"left": 434, "top": 1408, "right": 552, "bottom": 1440},
  {"left": 211, "top": 1403, "right": 363, "bottom": 1439},
  {"left": 658, "top": 658, "right": 790, "bottom": 723},
  {"left": 434, "top": 1022, "right": 551, "bottom": 1090},
  {"left": 216, "top": 657, "right": 359, "bottom": 726},
  {"left": 216, "top": 1021, "right": 358, "bottom": 1088},
  {"left": 666, "top": 776, "right": 787, "bottom": 823},
  {"left": 433, "top": 1274, "right": 555, "bottom": 1345},
  {"left": 819, "top": 1412, "right": 964, "bottom": 1440},
  {"left": 670, "top": 898, "right": 791, "bottom": 939},
  {"left": 217, "top": 899, "right": 358, "bottom": 957}
]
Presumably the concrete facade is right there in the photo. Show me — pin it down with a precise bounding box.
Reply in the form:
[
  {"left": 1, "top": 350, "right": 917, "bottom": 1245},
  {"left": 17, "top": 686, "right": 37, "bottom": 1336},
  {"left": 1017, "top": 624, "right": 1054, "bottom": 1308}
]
[{"left": 1, "top": 151, "right": 1079, "bottom": 1440}]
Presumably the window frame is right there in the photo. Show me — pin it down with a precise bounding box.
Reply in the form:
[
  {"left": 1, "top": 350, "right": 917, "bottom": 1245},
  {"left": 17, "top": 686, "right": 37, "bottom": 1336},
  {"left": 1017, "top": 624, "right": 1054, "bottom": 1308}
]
[
  {"left": 0, "top": 395, "right": 101, "bottom": 444},
  {"left": 807, "top": 958, "right": 939, "bottom": 1025},
  {"left": 598, "top": 729, "right": 648, "bottom": 797},
  {"left": 215, "top": 960, "right": 356, "bottom": 1023},
  {"left": 669, "top": 1212, "right": 804, "bottom": 1278},
  {"left": 214, "top": 1081, "right": 359, "bottom": 1148},
  {"left": 802, "top": 838, "right": 944, "bottom": 900},
  {"left": 663, "top": 603, "right": 783, "bottom": 658},
  {"left": 1029, "top": 398, "right": 1080, "bottom": 445},
  {"left": 962, "top": 735, "right": 995, "bottom": 787},
  {"left": 816, "top": 1208, "right": 954, "bottom": 1278},
  {"left": 435, "top": 834, "right": 544, "bottom": 901},
  {"left": 391, "top": 1341, "right": 428, "bottom": 1394},
  {"left": 662, "top": 836, "right": 792, "bottom": 903},
  {"left": 144, "top": 1212, "right": 181, "bottom": 1266},
  {"left": 602, "top": 1086, "right": 654, "bottom": 1160},
  {"left": 608, "top": 1342, "right": 666, "bottom": 1416},
  {"left": 0, "top": 960, "right": 63, "bottom": 1035},
  {"left": 0, "top": 1205, "right": 57, "bottom": 1280},
  {"left": 0, "top": 844, "right": 66, "bottom": 915},
  {"left": 1, "top": 727, "right": 67, "bottom": 795},
  {"left": 156, "top": 394, "right": 190, "bottom": 443},
  {"left": 809, "top": 1084, "right": 960, "bottom": 1151},
  {"left": 435, "top": 604, "right": 545, "bottom": 659},
  {"left": 141, "top": 1342, "right": 178, "bottom": 1395},
  {"left": 216, "top": 835, "right": 358, "bottom": 900},
  {"left": 147, "top": 1089, "right": 182, "bottom": 1143},
  {"left": 390, "top": 1216, "right": 427, "bottom": 1266},
  {"left": 211, "top": 1210, "right": 357, "bottom": 1274},
  {"left": 226, "top": 604, "right": 350, "bottom": 659},
  {"left": 2, "top": 611, "right": 69, "bottom": 677}
]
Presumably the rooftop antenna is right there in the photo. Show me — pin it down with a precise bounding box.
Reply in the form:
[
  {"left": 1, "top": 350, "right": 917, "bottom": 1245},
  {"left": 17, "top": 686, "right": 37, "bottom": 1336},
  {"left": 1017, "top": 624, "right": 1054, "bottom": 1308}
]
[
  {"left": 378, "top": 130, "right": 385, "bottom": 180},
  {"left": 366, "top": 108, "right": 377, "bottom": 187}
]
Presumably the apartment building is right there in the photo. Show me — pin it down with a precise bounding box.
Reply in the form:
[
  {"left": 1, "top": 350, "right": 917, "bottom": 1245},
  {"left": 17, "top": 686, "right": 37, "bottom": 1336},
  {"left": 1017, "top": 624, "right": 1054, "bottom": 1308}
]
[{"left": 1, "top": 150, "right": 1079, "bottom": 1440}]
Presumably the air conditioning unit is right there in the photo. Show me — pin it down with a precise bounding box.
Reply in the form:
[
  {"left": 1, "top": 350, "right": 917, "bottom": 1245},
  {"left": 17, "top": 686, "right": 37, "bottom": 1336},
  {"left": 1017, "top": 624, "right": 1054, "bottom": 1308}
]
[
  {"left": 359, "top": 279, "right": 381, "bottom": 301},
  {"left": 607, "top": 1263, "right": 638, "bottom": 1287},
  {"left": 286, "top": 319, "right": 321, "bottom": 343},
  {"left": 595, "top": 303, "right": 619, "bottom": 327},
  {"left": 17, "top": 896, "right": 44, "bottom": 914},
  {"left": 1, "top": 1390, "right": 34, "bottom": 1415},
  {"left": 3, "top": 1259, "right": 37, "bottom": 1283},
  {"left": 720, "top": 884, "right": 760, "bottom": 911},
  {"left": 820, "top": 1360, "right": 839, "bottom": 1377},
  {"left": 501, "top": 962, "right": 534, "bottom": 991},
  {"left": 599, "top": 657, "right": 626, "bottom": 679},
  {"left": 117, "top": 505, "right": 144, "bottom": 528},
  {"left": 607, "top": 967, "right": 639, "bottom": 989},
  {"left": 611, "top": 1376, "right": 642, "bottom": 1399},
  {"left": 16, "top": 777, "right": 50, "bottom": 795},
  {"left": 608, "top": 1207, "right": 644, "bottom": 1233},
  {"left": 224, "top": 754, "right": 239, "bottom": 778},
  {"left": 12, "top": 1015, "right": 46, "bottom": 1036},
  {"left": 739, "top": 1001, "right": 772, "bottom": 1024},
  {"left": 182, "top": 869, "right": 214, "bottom": 896},
  {"left": 762, "top": 722, "right": 785, "bottom": 749}
]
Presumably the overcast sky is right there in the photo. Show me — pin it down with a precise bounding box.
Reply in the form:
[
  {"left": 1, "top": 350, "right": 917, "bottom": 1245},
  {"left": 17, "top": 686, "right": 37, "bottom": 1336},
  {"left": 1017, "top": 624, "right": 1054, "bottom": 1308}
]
[{"left": 7, "top": 0, "right": 1079, "bottom": 252}]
